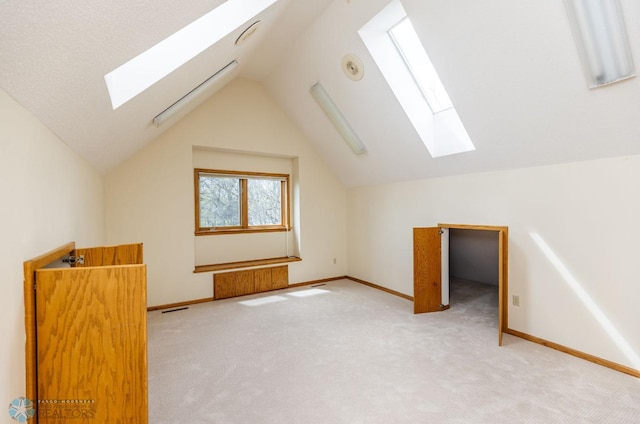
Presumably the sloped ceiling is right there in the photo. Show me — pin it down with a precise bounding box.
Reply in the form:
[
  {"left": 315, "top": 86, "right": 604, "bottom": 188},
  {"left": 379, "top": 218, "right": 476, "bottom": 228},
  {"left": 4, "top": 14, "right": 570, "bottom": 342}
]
[
  {"left": 265, "top": 0, "right": 640, "bottom": 187},
  {"left": 2, "top": 0, "right": 640, "bottom": 187},
  {"left": 0, "top": 0, "right": 334, "bottom": 172}
]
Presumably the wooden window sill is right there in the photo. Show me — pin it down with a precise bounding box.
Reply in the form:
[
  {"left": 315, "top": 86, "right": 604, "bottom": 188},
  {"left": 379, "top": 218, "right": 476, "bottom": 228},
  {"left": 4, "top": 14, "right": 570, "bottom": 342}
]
[
  {"left": 195, "top": 227, "right": 290, "bottom": 236},
  {"left": 194, "top": 256, "right": 301, "bottom": 273}
]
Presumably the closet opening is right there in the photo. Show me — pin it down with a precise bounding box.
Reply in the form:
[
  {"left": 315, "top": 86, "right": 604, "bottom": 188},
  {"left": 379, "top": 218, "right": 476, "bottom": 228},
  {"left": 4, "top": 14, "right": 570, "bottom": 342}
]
[
  {"left": 448, "top": 229, "right": 499, "bottom": 330},
  {"left": 413, "top": 224, "right": 508, "bottom": 345}
]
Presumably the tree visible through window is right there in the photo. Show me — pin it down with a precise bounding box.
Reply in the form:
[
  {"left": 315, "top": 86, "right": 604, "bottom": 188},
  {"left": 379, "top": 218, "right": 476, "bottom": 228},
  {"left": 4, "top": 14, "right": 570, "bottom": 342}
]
[
  {"left": 247, "top": 179, "right": 281, "bottom": 226},
  {"left": 199, "top": 175, "right": 241, "bottom": 227},
  {"left": 195, "top": 169, "right": 289, "bottom": 234}
]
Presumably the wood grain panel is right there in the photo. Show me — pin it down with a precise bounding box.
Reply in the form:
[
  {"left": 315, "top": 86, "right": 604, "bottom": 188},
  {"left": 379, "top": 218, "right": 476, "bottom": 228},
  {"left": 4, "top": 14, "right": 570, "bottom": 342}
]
[
  {"left": 35, "top": 265, "right": 147, "bottom": 423},
  {"left": 75, "top": 243, "right": 143, "bottom": 267},
  {"left": 413, "top": 227, "right": 442, "bottom": 314},
  {"left": 118, "top": 243, "right": 143, "bottom": 264},
  {"left": 214, "top": 272, "right": 236, "bottom": 300},
  {"left": 235, "top": 270, "right": 255, "bottom": 296},
  {"left": 498, "top": 230, "right": 505, "bottom": 346},
  {"left": 254, "top": 268, "right": 272, "bottom": 293},
  {"left": 270, "top": 266, "right": 288, "bottom": 290},
  {"left": 23, "top": 242, "right": 76, "bottom": 408},
  {"left": 501, "top": 228, "right": 509, "bottom": 333},
  {"left": 438, "top": 223, "right": 509, "bottom": 232},
  {"left": 78, "top": 245, "right": 105, "bottom": 266}
]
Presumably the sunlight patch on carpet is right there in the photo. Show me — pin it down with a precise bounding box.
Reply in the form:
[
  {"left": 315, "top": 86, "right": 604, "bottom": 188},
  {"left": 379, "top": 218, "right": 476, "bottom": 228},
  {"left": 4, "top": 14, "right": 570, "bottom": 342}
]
[
  {"left": 287, "top": 288, "right": 330, "bottom": 298},
  {"left": 238, "top": 295, "right": 288, "bottom": 306}
]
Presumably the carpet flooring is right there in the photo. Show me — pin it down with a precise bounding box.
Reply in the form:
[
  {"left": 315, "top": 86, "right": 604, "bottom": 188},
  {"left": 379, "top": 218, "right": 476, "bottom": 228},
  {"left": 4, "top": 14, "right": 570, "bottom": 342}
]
[{"left": 147, "top": 279, "right": 640, "bottom": 423}]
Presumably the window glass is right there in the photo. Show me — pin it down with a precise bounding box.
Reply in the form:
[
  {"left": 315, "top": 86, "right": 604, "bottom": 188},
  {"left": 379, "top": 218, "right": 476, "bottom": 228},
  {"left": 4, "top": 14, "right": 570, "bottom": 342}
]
[
  {"left": 198, "top": 175, "right": 240, "bottom": 228},
  {"left": 359, "top": 1, "right": 475, "bottom": 158},
  {"left": 248, "top": 179, "right": 282, "bottom": 226},
  {"left": 195, "top": 169, "right": 289, "bottom": 234}
]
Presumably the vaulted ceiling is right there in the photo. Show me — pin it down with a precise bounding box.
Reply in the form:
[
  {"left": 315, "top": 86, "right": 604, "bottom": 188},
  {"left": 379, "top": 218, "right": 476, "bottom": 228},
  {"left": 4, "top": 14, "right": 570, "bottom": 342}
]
[{"left": 2, "top": 0, "right": 640, "bottom": 187}]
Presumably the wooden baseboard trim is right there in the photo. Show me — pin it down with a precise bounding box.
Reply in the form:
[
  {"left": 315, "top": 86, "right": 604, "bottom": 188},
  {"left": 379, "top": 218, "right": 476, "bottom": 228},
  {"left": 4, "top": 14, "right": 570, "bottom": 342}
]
[
  {"left": 194, "top": 256, "right": 302, "bottom": 273},
  {"left": 150, "top": 277, "right": 348, "bottom": 309},
  {"left": 147, "top": 276, "right": 410, "bottom": 310},
  {"left": 148, "top": 297, "right": 214, "bottom": 311},
  {"left": 346, "top": 276, "right": 414, "bottom": 302},
  {"left": 505, "top": 328, "right": 640, "bottom": 379},
  {"left": 287, "top": 276, "right": 347, "bottom": 288}
]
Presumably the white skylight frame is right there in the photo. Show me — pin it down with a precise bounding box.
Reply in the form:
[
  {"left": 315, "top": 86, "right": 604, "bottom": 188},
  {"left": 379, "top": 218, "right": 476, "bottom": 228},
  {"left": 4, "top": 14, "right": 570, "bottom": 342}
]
[
  {"left": 359, "top": 0, "right": 475, "bottom": 158},
  {"left": 389, "top": 17, "right": 453, "bottom": 114},
  {"left": 104, "top": 0, "right": 278, "bottom": 110}
]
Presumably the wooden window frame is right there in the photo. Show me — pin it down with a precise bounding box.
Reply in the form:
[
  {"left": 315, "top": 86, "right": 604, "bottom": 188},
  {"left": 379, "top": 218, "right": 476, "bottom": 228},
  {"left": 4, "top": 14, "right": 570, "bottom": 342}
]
[{"left": 194, "top": 168, "right": 290, "bottom": 236}]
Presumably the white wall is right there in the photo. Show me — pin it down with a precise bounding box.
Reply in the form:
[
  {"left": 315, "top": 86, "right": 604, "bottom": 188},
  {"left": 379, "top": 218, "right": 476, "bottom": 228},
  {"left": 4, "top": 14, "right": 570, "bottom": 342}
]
[
  {"left": 105, "top": 78, "right": 347, "bottom": 307},
  {"left": 0, "top": 89, "right": 104, "bottom": 410},
  {"left": 347, "top": 155, "right": 640, "bottom": 370},
  {"left": 192, "top": 148, "right": 296, "bottom": 265}
]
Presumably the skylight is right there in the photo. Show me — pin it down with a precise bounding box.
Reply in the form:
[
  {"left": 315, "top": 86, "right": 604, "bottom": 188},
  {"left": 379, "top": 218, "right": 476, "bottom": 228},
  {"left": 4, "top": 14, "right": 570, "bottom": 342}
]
[
  {"left": 389, "top": 18, "right": 453, "bottom": 114},
  {"left": 104, "top": 0, "right": 278, "bottom": 110},
  {"left": 359, "top": 0, "right": 475, "bottom": 158}
]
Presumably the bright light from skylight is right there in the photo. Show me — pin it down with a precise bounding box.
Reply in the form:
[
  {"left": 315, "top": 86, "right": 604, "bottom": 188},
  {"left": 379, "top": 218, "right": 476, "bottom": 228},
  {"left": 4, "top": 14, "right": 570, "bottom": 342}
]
[
  {"left": 104, "top": 0, "right": 278, "bottom": 109},
  {"left": 389, "top": 18, "right": 453, "bottom": 114},
  {"left": 359, "top": 0, "right": 475, "bottom": 158},
  {"left": 287, "top": 289, "right": 330, "bottom": 298},
  {"left": 238, "top": 296, "right": 287, "bottom": 306},
  {"left": 530, "top": 232, "right": 640, "bottom": 369}
]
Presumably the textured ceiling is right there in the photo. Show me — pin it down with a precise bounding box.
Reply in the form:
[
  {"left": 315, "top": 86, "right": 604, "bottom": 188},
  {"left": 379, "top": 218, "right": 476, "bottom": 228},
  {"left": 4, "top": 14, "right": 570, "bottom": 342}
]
[
  {"left": 0, "top": 0, "right": 333, "bottom": 172},
  {"left": 2, "top": 0, "right": 640, "bottom": 186}
]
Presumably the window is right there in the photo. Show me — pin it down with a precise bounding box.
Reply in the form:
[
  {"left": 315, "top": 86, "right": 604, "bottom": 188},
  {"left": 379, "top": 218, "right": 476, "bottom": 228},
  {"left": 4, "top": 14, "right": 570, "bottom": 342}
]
[
  {"left": 359, "top": 0, "right": 475, "bottom": 158},
  {"left": 195, "top": 169, "right": 289, "bottom": 235}
]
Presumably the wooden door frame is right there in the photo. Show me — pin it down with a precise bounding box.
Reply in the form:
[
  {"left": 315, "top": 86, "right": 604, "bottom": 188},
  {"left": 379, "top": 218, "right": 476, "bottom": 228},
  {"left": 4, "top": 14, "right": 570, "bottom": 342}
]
[
  {"left": 438, "top": 223, "right": 509, "bottom": 345},
  {"left": 24, "top": 242, "right": 77, "bottom": 410}
]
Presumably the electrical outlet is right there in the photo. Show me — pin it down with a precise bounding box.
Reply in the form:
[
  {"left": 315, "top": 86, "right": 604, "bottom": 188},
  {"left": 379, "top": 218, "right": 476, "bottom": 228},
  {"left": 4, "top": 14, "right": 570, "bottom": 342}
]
[
  {"left": 333, "top": 258, "right": 337, "bottom": 264},
  {"left": 512, "top": 295, "right": 520, "bottom": 307}
]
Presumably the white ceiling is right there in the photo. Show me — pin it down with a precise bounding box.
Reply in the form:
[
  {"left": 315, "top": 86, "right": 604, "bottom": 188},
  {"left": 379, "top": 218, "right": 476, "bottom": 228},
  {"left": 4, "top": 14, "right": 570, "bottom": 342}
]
[
  {"left": 2, "top": 0, "right": 640, "bottom": 187},
  {"left": 0, "top": 0, "right": 334, "bottom": 172},
  {"left": 265, "top": 0, "right": 640, "bottom": 186}
]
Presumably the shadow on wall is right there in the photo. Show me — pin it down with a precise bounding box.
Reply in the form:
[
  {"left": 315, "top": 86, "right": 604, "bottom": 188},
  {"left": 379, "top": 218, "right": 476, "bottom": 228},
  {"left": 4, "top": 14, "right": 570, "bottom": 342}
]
[{"left": 449, "top": 229, "right": 498, "bottom": 285}]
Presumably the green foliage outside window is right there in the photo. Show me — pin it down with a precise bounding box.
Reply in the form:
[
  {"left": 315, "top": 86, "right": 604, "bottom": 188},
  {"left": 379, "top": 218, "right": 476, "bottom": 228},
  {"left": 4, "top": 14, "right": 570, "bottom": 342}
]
[{"left": 196, "top": 169, "right": 288, "bottom": 233}]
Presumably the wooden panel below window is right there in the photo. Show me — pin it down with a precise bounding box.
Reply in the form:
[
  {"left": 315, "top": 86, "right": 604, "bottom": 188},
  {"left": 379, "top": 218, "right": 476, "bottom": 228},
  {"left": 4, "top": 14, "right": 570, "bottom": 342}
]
[
  {"left": 214, "top": 272, "right": 237, "bottom": 300},
  {"left": 213, "top": 265, "right": 289, "bottom": 300},
  {"left": 254, "top": 268, "right": 272, "bottom": 293},
  {"left": 235, "top": 270, "right": 255, "bottom": 296},
  {"left": 271, "top": 266, "right": 288, "bottom": 290}
]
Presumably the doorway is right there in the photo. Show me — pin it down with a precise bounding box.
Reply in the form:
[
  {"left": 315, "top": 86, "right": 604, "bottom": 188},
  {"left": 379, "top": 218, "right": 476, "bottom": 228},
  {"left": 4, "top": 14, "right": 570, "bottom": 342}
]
[
  {"left": 449, "top": 228, "right": 499, "bottom": 331},
  {"left": 413, "top": 224, "right": 508, "bottom": 345}
]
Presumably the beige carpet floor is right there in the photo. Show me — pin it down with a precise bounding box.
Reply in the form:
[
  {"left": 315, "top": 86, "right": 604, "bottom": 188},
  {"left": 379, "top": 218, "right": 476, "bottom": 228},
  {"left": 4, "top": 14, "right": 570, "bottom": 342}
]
[{"left": 147, "top": 279, "right": 640, "bottom": 423}]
